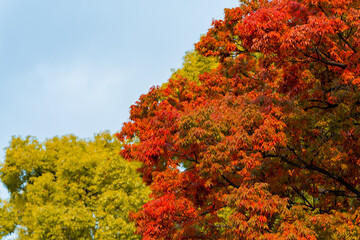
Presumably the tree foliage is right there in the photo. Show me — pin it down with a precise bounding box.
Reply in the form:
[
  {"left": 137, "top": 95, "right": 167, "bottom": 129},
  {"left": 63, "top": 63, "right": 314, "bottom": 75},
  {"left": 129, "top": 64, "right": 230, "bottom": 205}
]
[
  {"left": 170, "top": 50, "right": 219, "bottom": 83},
  {"left": 0, "top": 132, "right": 150, "bottom": 240},
  {"left": 118, "top": 0, "right": 360, "bottom": 239}
]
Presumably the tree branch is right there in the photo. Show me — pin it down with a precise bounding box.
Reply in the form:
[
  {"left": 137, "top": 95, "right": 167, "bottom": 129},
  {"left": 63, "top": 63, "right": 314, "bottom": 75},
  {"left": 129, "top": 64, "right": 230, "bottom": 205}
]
[{"left": 263, "top": 151, "right": 360, "bottom": 198}]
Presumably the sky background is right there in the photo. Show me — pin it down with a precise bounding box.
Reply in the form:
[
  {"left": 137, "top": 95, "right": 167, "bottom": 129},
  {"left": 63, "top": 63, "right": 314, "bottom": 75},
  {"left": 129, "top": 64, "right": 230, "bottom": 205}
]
[{"left": 0, "top": 0, "right": 239, "bottom": 214}]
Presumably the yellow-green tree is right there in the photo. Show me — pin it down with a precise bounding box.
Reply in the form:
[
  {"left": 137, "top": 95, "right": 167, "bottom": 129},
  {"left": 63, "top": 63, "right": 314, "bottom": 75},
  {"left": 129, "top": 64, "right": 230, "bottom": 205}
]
[
  {"left": 170, "top": 49, "right": 218, "bottom": 83},
  {"left": 0, "top": 132, "right": 150, "bottom": 240}
]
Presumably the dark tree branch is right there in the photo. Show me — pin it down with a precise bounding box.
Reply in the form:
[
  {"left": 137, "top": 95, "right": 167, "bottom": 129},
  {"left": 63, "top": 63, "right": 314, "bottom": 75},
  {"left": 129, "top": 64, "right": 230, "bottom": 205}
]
[
  {"left": 297, "top": 47, "right": 347, "bottom": 69},
  {"left": 304, "top": 103, "right": 338, "bottom": 111},
  {"left": 317, "top": 187, "right": 357, "bottom": 198},
  {"left": 308, "top": 48, "right": 347, "bottom": 69},
  {"left": 318, "top": 3, "right": 357, "bottom": 54},
  {"left": 337, "top": 32, "right": 358, "bottom": 53},
  {"left": 292, "top": 187, "right": 316, "bottom": 210},
  {"left": 222, "top": 175, "right": 239, "bottom": 188},
  {"left": 263, "top": 151, "right": 360, "bottom": 198}
]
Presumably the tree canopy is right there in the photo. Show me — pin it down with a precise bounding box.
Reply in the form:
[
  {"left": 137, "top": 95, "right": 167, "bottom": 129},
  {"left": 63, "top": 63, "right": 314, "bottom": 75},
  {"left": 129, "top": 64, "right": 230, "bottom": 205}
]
[
  {"left": 0, "top": 132, "right": 150, "bottom": 240},
  {"left": 170, "top": 50, "right": 219, "bottom": 83},
  {"left": 118, "top": 0, "right": 360, "bottom": 239}
]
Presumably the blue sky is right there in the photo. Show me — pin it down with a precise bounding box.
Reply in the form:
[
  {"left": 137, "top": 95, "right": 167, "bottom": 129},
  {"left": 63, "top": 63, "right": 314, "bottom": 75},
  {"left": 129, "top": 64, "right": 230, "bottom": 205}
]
[{"left": 0, "top": 0, "right": 239, "bottom": 208}]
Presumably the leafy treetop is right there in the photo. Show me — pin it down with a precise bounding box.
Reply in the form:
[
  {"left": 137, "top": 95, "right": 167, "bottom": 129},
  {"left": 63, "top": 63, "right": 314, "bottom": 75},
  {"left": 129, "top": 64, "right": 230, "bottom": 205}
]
[
  {"left": 0, "top": 132, "right": 150, "bottom": 240},
  {"left": 118, "top": 0, "right": 360, "bottom": 239}
]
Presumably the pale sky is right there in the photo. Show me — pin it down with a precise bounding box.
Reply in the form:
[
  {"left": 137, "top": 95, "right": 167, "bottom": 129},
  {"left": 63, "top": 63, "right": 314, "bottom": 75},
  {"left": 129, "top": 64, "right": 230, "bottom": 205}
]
[{"left": 0, "top": 0, "right": 239, "bottom": 212}]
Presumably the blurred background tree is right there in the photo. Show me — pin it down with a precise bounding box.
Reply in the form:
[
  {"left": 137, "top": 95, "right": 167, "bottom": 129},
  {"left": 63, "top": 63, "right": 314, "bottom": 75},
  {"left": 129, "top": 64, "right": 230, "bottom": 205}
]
[{"left": 0, "top": 132, "right": 150, "bottom": 240}]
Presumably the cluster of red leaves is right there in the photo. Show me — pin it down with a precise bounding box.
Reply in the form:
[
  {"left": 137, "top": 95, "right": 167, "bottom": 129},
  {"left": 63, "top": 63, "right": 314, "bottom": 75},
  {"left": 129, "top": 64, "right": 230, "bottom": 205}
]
[{"left": 118, "top": 0, "right": 360, "bottom": 239}]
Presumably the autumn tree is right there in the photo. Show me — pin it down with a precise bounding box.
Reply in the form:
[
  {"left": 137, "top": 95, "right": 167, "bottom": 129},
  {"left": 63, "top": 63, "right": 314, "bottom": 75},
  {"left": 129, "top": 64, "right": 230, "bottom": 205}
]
[
  {"left": 118, "top": 0, "right": 360, "bottom": 239},
  {"left": 0, "top": 132, "right": 150, "bottom": 240}
]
